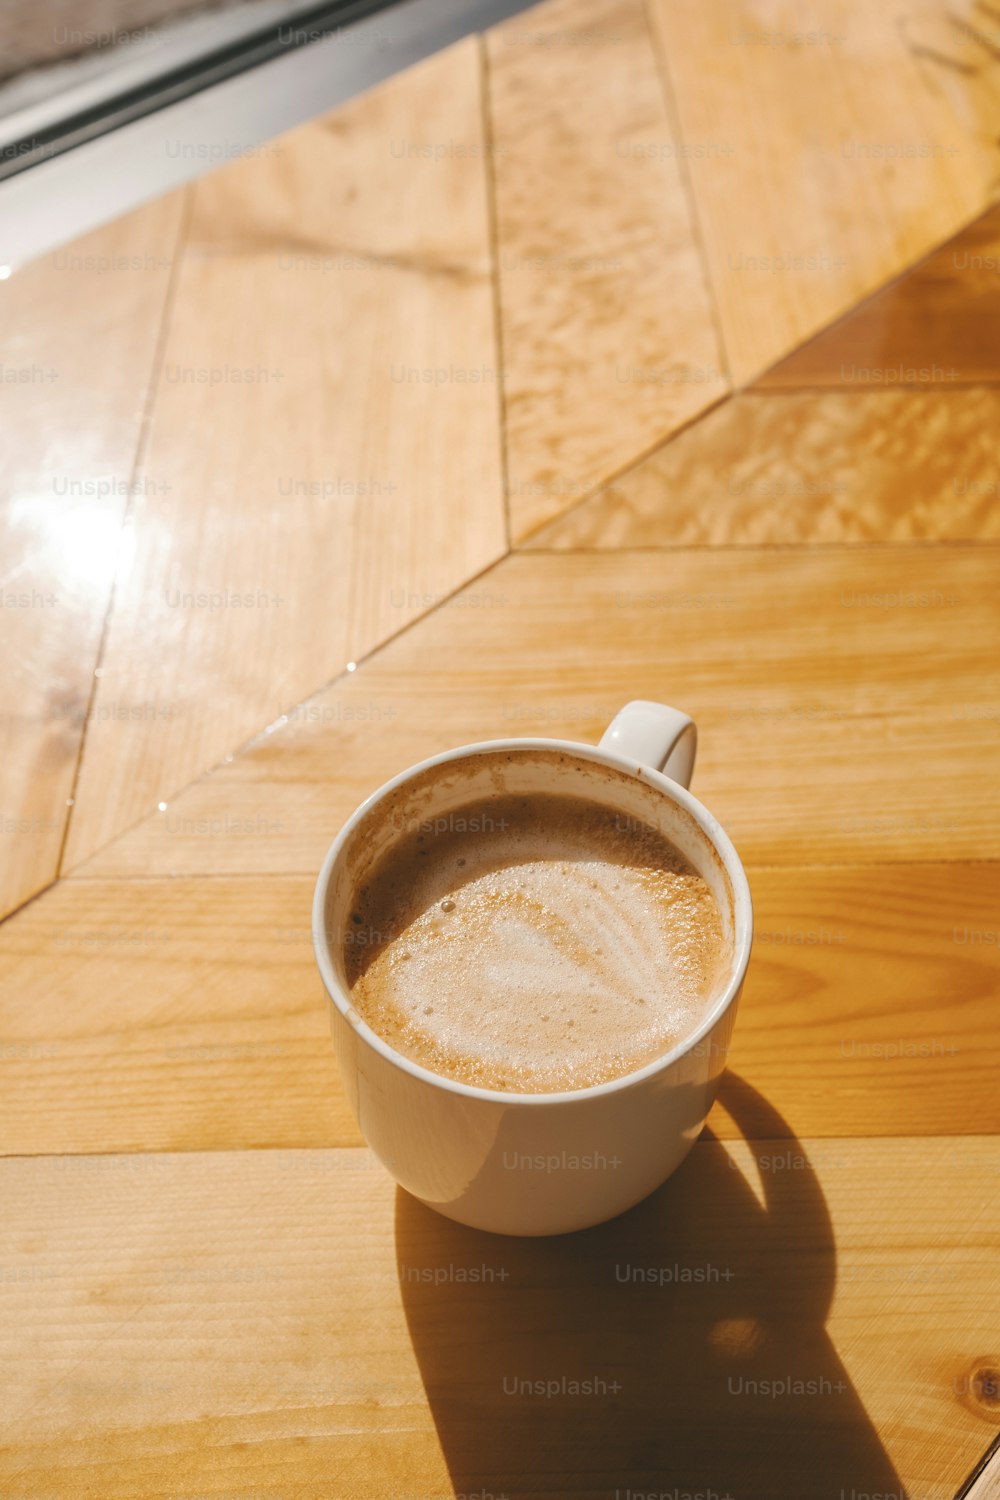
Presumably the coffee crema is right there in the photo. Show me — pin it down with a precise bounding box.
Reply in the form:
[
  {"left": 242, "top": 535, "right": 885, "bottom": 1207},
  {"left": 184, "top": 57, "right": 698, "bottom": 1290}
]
[{"left": 344, "top": 792, "right": 729, "bottom": 1094}]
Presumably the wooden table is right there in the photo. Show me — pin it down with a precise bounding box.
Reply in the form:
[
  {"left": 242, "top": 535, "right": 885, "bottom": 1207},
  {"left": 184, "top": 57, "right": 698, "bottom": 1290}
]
[{"left": 2, "top": 1, "right": 999, "bottom": 1495}]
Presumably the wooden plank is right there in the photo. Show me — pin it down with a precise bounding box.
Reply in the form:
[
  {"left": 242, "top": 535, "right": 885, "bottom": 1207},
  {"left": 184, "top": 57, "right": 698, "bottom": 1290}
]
[
  {"left": 648, "top": 0, "right": 1000, "bottom": 383},
  {"left": 728, "top": 861, "right": 1000, "bottom": 1141},
  {"left": 0, "top": 875, "right": 356, "bottom": 1156},
  {"left": 2, "top": 859, "right": 996, "bottom": 1155},
  {"left": 61, "top": 39, "right": 506, "bottom": 873},
  {"left": 74, "top": 547, "right": 1000, "bottom": 878},
  {"left": 485, "top": 0, "right": 727, "bottom": 539},
  {"left": 757, "top": 202, "right": 1000, "bottom": 389},
  {"left": 0, "top": 194, "right": 185, "bottom": 919},
  {"left": 525, "top": 388, "right": 1000, "bottom": 548},
  {"left": 0, "top": 1139, "right": 996, "bottom": 1498},
  {"left": 186, "top": 37, "right": 491, "bottom": 272}
]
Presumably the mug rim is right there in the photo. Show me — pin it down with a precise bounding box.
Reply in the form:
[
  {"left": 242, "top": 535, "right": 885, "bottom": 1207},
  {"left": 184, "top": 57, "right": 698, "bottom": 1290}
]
[{"left": 312, "top": 736, "right": 753, "bottom": 1106}]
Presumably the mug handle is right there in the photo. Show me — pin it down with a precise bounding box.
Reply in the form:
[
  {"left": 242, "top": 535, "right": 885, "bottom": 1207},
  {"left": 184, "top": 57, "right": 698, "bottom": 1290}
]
[{"left": 598, "top": 700, "right": 697, "bottom": 788}]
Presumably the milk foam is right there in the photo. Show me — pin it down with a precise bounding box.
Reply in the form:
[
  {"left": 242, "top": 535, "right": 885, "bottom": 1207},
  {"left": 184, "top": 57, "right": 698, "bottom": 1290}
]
[{"left": 345, "top": 793, "right": 728, "bottom": 1094}]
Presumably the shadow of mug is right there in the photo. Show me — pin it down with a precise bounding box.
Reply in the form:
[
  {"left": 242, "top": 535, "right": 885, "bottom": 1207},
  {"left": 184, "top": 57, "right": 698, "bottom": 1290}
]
[{"left": 396, "top": 1073, "right": 906, "bottom": 1500}]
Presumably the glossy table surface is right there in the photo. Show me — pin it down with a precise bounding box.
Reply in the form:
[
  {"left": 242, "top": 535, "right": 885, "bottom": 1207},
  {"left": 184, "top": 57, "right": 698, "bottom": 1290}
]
[{"left": 1, "top": 1, "right": 999, "bottom": 1495}]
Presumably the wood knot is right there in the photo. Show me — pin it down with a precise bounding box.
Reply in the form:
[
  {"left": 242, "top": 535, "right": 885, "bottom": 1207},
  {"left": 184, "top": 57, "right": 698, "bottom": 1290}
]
[{"left": 955, "top": 1358, "right": 1000, "bottom": 1416}]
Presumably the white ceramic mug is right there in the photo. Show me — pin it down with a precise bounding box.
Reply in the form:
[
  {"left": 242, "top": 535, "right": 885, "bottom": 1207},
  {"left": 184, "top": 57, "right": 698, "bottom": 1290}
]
[{"left": 313, "top": 701, "right": 752, "bottom": 1236}]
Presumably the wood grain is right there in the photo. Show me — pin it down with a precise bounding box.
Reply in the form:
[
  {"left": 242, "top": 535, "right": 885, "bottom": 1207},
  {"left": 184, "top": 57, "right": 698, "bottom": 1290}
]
[
  {"left": 757, "top": 202, "right": 1000, "bottom": 389},
  {"left": 485, "top": 0, "right": 727, "bottom": 539},
  {"left": 62, "top": 40, "right": 506, "bottom": 872},
  {"left": 186, "top": 37, "right": 492, "bottom": 273},
  {"left": 74, "top": 547, "right": 1000, "bottom": 878},
  {"left": 732, "top": 861, "right": 1000, "bottom": 1141},
  {"left": 0, "top": 194, "right": 185, "bottom": 919},
  {"left": 2, "top": 859, "right": 996, "bottom": 1155},
  {"left": 648, "top": 0, "right": 1000, "bottom": 383},
  {"left": 525, "top": 388, "right": 1000, "bottom": 547},
  {"left": 0, "top": 874, "right": 355, "bottom": 1155},
  {"left": 897, "top": 4, "right": 1000, "bottom": 162},
  {"left": 0, "top": 1134, "right": 996, "bottom": 1498}
]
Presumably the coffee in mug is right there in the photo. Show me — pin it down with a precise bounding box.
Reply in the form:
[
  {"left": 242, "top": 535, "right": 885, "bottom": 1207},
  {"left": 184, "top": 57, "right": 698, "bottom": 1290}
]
[
  {"left": 345, "top": 783, "right": 730, "bottom": 1094},
  {"left": 313, "top": 702, "right": 753, "bottom": 1235}
]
